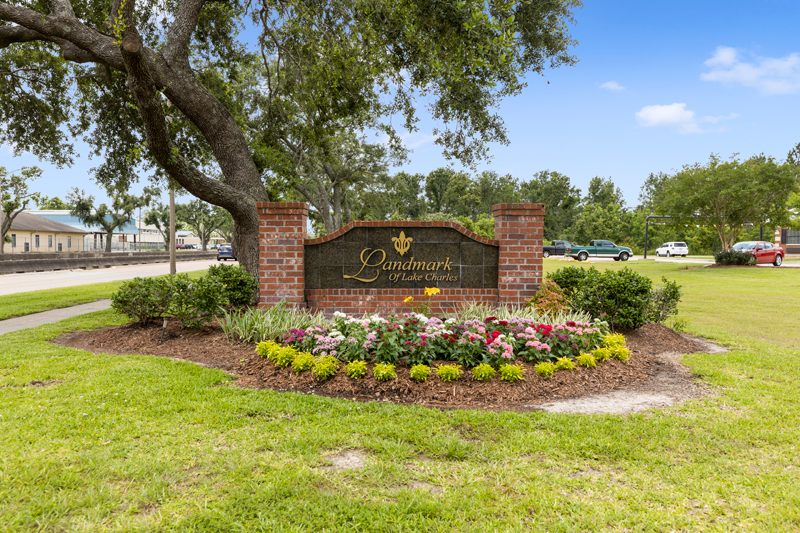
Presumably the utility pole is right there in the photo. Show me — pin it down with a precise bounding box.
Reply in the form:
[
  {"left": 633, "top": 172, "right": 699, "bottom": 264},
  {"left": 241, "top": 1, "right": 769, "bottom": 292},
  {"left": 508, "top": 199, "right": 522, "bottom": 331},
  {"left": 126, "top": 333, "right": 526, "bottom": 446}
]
[{"left": 169, "top": 186, "right": 176, "bottom": 275}]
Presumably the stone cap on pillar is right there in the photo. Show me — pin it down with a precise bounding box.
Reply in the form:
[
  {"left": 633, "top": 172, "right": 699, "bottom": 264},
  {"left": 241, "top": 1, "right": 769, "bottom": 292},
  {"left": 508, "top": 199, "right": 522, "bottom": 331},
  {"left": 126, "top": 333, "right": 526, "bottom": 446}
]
[
  {"left": 491, "top": 203, "right": 546, "bottom": 217},
  {"left": 256, "top": 202, "right": 309, "bottom": 215}
]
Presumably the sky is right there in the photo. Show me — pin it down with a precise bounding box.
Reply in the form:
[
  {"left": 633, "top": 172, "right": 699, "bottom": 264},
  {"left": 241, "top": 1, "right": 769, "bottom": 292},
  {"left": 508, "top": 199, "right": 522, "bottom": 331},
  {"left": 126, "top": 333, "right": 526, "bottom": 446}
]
[{"left": 3, "top": 0, "right": 800, "bottom": 208}]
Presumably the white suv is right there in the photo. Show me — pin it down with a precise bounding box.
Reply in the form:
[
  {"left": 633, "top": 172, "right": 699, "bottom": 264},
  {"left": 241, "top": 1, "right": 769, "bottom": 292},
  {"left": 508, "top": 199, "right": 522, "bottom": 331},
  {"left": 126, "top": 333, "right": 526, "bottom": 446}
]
[{"left": 655, "top": 242, "right": 689, "bottom": 257}]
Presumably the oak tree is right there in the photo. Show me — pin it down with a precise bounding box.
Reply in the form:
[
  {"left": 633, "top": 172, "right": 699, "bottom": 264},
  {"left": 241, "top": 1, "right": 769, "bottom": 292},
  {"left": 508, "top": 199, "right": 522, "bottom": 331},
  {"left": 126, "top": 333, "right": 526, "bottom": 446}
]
[
  {"left": 0, "top": 0, "right": 582, "bottom": 284},
  {"left": 0, "top": 165, "right": 42, "bottom": 253}
]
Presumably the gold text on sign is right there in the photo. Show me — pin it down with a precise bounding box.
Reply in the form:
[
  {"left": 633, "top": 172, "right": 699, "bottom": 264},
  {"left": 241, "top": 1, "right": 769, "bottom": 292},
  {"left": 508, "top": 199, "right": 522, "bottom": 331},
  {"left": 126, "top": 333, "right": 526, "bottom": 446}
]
[
  {"left": 343, "top": 248, "right": 456, "bottom": 283},
  {"left": 391, "top": 231, "right": 412, "bottom": 256},
  {"left": 343, "top": 249, "right": 386, "bottom": 283}
]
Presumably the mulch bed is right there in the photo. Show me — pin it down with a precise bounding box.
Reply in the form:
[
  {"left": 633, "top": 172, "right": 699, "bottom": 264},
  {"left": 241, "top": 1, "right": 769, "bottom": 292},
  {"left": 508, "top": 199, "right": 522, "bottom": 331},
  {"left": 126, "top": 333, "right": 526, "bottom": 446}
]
[{"left": 53, "top": 321, "right": 710, "bottom": 411}]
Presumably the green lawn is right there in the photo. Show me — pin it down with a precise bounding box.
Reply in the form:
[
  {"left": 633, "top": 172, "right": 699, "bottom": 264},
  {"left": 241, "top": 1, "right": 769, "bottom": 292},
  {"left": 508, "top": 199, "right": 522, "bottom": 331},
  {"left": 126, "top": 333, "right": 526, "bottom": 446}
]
[
  {"left": 0, "top": 271, "right": 206, "bottom": 321},
  {"left": 1, "top": 263, "right": 799, "bottom": 531}
]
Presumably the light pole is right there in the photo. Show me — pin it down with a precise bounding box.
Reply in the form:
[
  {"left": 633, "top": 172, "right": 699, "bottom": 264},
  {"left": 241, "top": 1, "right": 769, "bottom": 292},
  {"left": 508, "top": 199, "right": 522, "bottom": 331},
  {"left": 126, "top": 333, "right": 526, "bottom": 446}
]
[{"left": 169, "top": 186, "right": 176, "bottom": 275}]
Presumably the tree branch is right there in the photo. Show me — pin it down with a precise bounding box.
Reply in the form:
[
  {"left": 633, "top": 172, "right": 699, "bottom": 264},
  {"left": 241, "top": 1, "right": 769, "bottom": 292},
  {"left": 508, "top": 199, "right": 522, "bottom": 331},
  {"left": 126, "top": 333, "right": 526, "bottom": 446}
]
[
  {"left": 164, "top": 0, "right": 206, "bottom": 66},
  {"left": 0, "top": 2, "right": 125, "bottom": 70}
]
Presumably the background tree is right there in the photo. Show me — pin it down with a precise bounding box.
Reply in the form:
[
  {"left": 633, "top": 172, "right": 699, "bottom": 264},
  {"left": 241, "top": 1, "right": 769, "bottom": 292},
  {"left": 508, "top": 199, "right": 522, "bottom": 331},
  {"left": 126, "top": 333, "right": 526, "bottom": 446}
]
[
  {"left": 1, "top": 166, "right": 42, "bottom": 253},
  {"left": 144, "top": 202, "right": 173, "bottom": 251},
  {"left": 657, "top": 154, "right": 797, "bottom": 251},
  {"left": 287, "top": 135, "right": 398, "bottom": 233},
  {"left": 0, "top": 0, "right": 580, "bottom": 284},
  {"left": 584, "top": 176, "right": 625, "bottom": 209},
  {"left": 176, "top": 199, "right": 223, "bottom": 250},
  {"left": 68, "top": 186, "right": 153, "bottom": 252},
  {"left": 35, "top": 195, "right": 69, "bottom": 210},
  {"left": 212, "top": 207, "right": 234, "bottom": 244},
  {"left": 520, "top": 170, "right": 581, "bottom": 241}
]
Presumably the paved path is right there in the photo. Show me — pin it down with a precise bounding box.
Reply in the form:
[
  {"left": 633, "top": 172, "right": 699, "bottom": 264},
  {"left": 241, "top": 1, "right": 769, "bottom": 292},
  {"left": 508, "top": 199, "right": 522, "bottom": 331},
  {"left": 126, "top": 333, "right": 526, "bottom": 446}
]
[
  {"left": 0, "top": 299, "right": 112, "bottom": 336},
  {"left": 0, "top": 259, "right": 217, "bottom": 296}
]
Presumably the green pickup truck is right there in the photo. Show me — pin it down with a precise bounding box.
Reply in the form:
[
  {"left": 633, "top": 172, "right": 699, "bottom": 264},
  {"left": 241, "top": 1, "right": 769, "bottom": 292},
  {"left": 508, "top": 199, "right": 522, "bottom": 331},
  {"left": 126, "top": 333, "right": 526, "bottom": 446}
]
[{"left": 566, "top": 240, "right": 633, "bottom": 262}]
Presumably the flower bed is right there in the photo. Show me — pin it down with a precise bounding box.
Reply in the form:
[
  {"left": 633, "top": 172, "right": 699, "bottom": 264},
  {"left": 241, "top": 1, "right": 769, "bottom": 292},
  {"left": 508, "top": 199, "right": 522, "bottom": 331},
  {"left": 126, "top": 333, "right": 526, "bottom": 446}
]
[{"left": 256, "top": 312, "right": 631, "bottom": 385}]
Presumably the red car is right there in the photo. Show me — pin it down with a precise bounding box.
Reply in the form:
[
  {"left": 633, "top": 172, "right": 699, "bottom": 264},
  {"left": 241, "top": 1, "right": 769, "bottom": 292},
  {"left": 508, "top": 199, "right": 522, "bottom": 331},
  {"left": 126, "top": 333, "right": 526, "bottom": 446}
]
[{"left": 732, "top": 241, "right": 783, "bottom": 266}]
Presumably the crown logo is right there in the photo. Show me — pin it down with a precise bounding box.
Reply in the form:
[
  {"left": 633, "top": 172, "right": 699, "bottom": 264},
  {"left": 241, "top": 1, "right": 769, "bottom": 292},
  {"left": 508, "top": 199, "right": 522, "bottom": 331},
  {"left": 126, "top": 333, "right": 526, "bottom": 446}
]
[{"left": 391, "top": 231, "right": 412, "bottom": 256}]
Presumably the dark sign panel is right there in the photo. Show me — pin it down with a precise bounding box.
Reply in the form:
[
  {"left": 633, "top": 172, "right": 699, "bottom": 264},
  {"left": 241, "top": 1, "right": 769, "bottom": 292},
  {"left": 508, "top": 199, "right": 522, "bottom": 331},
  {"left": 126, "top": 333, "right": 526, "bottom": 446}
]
[{"left": 305, "top": 227, "right": 499, "bottom": 289}]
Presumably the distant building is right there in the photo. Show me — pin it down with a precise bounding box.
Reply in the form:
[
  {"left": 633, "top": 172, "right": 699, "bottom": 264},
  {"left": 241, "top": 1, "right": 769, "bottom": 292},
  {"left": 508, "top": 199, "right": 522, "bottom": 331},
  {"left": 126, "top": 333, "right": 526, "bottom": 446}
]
[
  {"left": 775, "top": 227, "right": 800, "bottom": 254},
  {"left": 2, "top": 212, "right": 89, "bottom": 254},
  {"left": 26, "top": 210, "right": 141, "bottom": 251}
]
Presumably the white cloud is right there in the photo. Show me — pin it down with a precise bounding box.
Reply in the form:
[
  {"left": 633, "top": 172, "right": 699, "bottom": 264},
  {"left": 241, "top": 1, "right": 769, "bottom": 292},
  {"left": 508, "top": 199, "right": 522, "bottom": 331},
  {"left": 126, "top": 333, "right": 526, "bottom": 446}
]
[
  {"left": 600, "top": 81, "right": 626, "bottom": 91},
  {"left": 701, "top": 113, "right": 741, "bottom": 124},
  {"left": 400, "top": 133, "right": 435, "bottom": 149},
  {"left": 635, "top": 103, "right": 700, "bottom": 133},
  {"left": 701, "top": 46, "right": 800, "bottom": 94},
  {"left": 705, "top": 46, "right": 739, "bottom": 67}
]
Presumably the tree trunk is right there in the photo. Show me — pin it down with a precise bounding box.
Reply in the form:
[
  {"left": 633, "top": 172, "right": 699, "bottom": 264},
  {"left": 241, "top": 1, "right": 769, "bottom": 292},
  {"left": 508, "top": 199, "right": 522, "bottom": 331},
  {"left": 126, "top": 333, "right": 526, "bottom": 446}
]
[
  {"left": 231, "top": 207, "right": 260, "bottom": 281},
  {"left": 105, "top": 230, "right": 113, "bottom": 252}
]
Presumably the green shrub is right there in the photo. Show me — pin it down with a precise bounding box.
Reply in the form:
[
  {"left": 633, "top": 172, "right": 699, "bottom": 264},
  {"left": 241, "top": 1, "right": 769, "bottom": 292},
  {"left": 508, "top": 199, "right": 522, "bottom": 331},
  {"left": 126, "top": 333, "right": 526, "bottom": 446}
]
[
  {"left": 373, "top": 363, "right": 397, "bottom": 382},
  {"left": 609, "top": 346, "right": 631, "bottom": 362},
  {"left": 546, "top": 266, "right": 589, "bottom": 297},
  {"left": 170, "top": 274, "right": 228, "bottom": 328},
  {"left": 572, "top": 267, "right": 653, "bottom": 330},
  {"left": 312, "top": 355, "right": 339, "bottom": 381},
  {"left": 111, "top": 276, "right": 173, "bottom": 325},
  {"left": 409, "top": 364, "right": 432, "bottom": 382},
  {"left": 715, "top": 250, "right": 756, "bottom": 265},
  {"left": 206, "top": 264, "right": 258, "bottom": 308},
  {"left": 345, "top": 360, "right": 367, "bottom": 379},
  {"left": 601, "top": 333, "right": 626, "bottom": 348},
  {"left": 528, "top": 278, "right": 570, "bottom": 315},
  {"left": 255, "top": 340, "right": 281, "bottom": 359},
  {"left": 272, "top": 346, "right": 297, "bottom": 368},
  {"left": 292, "top": 352, "right": 314, "bottom": 373},
  {"left": 436, "top": 364, "right": 463, "bottom": 382},
  {"left": 471, "top": 363, "right": 497, "bottom": 381},
  {"left": 576, "top": 352, "right": 597, "bottom": 368},
  {"left": 554, "top": 357, "right": 575, "bottom": 371},
  {"left": 500, "top": 364, "right": 525, "bottom": 383},
  {"left": 649, "top": 277, "right": 682, "bottom": 324},
  {"left": 592, "top": 347, "right": 612, "bottom": 362},
  {"left": 592, "top": 345, "right": 630, "bottom": 362},
  {"left": 535, "top": 362, "right": 556, "bottom": 378}
]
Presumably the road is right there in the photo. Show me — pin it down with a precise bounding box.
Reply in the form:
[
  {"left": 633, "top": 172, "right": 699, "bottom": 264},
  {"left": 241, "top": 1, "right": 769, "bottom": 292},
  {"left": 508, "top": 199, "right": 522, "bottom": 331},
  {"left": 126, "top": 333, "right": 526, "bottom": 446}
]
[
  {"left": 546, "top": 256, "right": 800, "bottom": 267},
  {"left": 0, "top": 260, "right": 218, "bottom": 296}
]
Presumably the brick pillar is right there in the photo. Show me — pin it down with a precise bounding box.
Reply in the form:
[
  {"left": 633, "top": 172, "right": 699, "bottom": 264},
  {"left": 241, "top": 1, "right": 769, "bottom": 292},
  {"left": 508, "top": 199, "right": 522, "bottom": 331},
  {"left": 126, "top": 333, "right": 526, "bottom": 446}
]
[
  {"left": 491, "top": 203, "right": 545, "bottom": 307},
  {"left": 257, "top": 202, "right": 308, "bottom": 308}
]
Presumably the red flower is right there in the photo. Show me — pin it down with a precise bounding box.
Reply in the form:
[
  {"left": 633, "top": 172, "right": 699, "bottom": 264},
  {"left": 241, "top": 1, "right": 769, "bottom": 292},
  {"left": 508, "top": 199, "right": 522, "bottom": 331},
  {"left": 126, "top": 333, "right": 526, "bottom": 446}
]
[
  {"left": 499, "top": 320, "right": 508, "bottom": 326},
  {"left": 485, "top": 316, "right": 498, "bottom": 322}
]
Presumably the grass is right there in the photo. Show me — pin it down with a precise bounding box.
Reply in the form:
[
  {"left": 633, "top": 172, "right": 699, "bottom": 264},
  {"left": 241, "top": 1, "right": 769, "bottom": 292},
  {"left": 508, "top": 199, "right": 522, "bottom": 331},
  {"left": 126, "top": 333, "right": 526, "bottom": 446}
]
[
  {"left": 0, "top": 271, "right": 206, "bottom": 321},
  {"left": 1, "top": 263, "right": 799, "bottom": 531}
]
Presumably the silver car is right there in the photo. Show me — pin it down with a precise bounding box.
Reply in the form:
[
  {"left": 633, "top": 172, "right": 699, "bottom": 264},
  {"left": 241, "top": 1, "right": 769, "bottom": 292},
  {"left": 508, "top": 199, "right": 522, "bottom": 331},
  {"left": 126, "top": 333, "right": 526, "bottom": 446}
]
[{"left": 655, "top": 241, "right": 689, "bottom": 257}]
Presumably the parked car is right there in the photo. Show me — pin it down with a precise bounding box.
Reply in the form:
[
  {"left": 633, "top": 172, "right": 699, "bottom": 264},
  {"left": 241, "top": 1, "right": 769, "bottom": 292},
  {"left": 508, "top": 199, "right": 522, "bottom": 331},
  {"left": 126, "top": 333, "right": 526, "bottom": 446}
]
[
  {"left": 731, "top": 241, "right": 783, "bottom": 266},
  {"left": 175, "top": 244, "right": 186, "bottom": 250},
  {"left": 542, "top": 240, "right": 573, "bottom": 258},
  {"left": 655, "top": 242, "right": 689, "bottom": 257},
  {"left": 216, "top": 246, "right": 237, "bottom": 261},
  {"left": 567, "top": 240, "right": 633, "bottom": 262}
]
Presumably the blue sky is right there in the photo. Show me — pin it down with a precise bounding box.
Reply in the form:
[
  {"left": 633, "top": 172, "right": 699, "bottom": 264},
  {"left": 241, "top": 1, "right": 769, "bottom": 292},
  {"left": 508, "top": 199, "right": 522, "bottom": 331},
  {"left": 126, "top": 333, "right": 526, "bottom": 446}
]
[{"left": 4, "top": 0, "right": 800, "bottom": 207}]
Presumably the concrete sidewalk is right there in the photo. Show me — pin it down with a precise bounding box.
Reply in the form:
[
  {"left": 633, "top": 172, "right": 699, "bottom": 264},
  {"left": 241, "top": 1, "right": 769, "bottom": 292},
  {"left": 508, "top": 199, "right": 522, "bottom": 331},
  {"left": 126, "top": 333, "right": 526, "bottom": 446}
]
[{"left": 0, "top": 299, "right": 112, "bottom": 336}]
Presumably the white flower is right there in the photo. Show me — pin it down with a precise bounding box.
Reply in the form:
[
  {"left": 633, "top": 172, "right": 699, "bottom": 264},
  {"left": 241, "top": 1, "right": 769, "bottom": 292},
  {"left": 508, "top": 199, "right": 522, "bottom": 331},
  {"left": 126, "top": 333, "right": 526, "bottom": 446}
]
[
  {"left": 333, "top": 311, "right": 346, "bottom": 319},
  {"left": 445, "top": 318, "right": 457, "bottom": 325}
]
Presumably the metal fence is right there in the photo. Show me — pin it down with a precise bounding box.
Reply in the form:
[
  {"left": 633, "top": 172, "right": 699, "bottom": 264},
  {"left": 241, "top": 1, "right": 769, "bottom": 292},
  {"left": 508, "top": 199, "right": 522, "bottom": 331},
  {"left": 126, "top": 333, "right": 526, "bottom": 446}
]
[{"left": 7, "top": 235, "right": 168, "bottom": 253}]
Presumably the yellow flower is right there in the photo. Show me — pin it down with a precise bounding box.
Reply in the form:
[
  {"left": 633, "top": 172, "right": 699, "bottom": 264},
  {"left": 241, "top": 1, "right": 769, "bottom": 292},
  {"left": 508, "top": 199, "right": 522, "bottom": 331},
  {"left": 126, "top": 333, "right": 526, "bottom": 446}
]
[
  {"left": 424, "top": 287, "right": 441, "bottom": 297},
  {"left": 403, "top": 296, "right": 414, "bottom": 303}
]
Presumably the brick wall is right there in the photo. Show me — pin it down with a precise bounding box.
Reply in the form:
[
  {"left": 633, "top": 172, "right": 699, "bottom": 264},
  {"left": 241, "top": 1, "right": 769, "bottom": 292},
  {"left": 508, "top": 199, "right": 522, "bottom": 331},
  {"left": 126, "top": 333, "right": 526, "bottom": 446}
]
[
  {"left": 491, "top": 203, "right": 545, "bottom": 307},
  {"left": 305, "top": 288, "right": 499, "bottom": 316},
  {"left": 257, "top": 202, "right": 308, "bottom": 307},
  {"left": 258, "top": 202, "right": 545, "bottom": 313}
]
